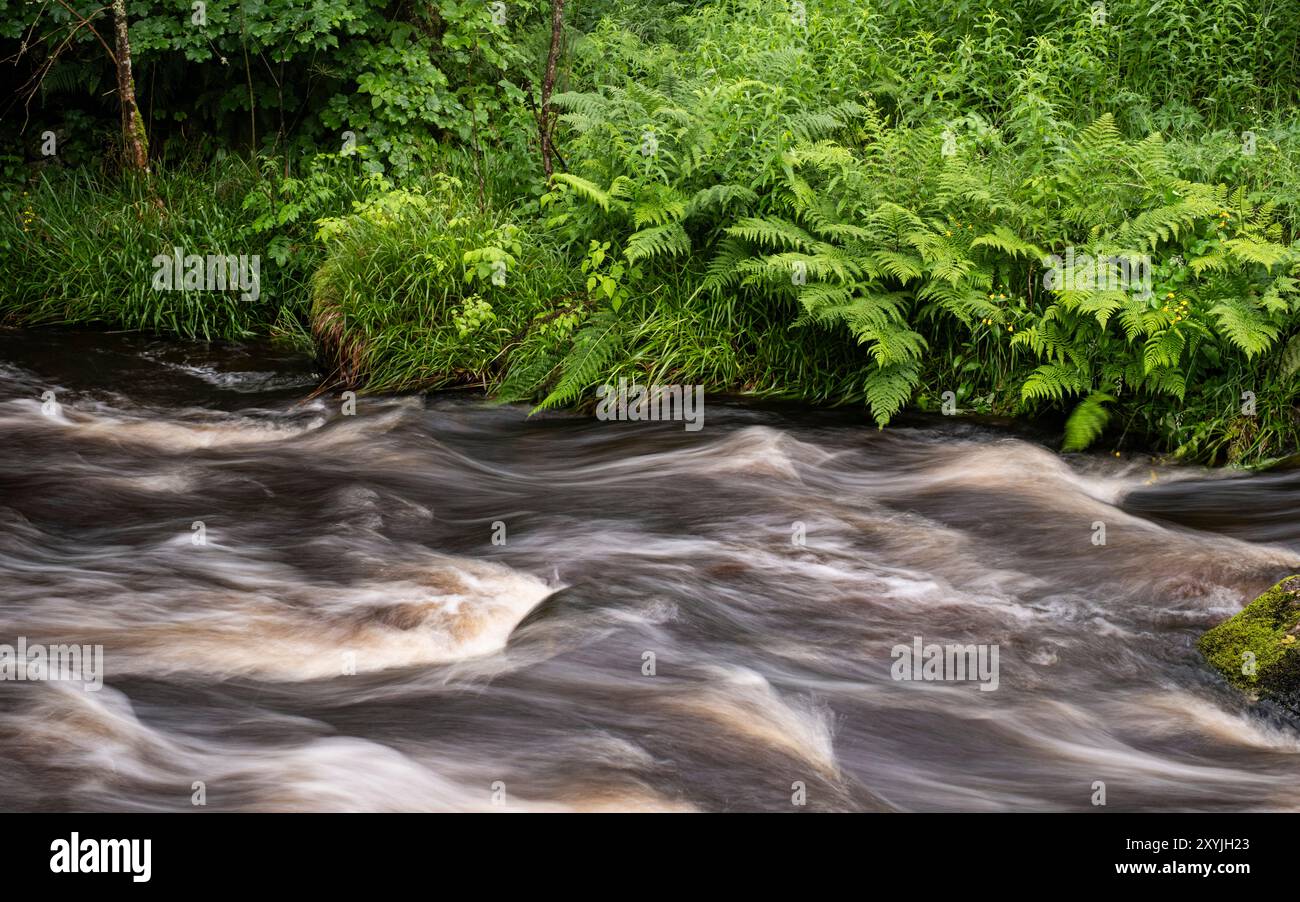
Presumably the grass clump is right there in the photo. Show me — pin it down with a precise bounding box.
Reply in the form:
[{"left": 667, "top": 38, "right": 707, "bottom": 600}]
[
  {"left": 310, "top": 176, "right": 580, "bottom": 392},
  {"left": 0, "top": 155, "right": 369, "bottom": 341}
]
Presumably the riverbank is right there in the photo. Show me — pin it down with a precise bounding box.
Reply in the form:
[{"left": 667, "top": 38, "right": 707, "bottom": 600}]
[{"left": 4, "top": 1, "right": 1300, "bottom": 465}]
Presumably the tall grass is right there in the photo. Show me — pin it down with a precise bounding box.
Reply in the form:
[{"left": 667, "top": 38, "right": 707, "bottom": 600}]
[
  {"left": 0, "top": 155, "right": 368, "bottom": 340},
  {"left": 309, "top": 175, "right": 580, "bottom": 391}
]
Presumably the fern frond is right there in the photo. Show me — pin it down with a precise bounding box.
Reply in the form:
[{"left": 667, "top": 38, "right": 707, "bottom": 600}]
[
  {"left": 857, "top": 319, "right": 927, "bottom": 367},
  {"left": 970, "top": 226, "right": 1044, "bottom": 261},
  {"left": 1020, "top": 363, "right": 1088, "bottom": 403},
  {"left": 625, "top": 222, "right": 691, "bottom": 263},
  {"left": 632, "top": 185, "right": 688, "bottom": 227},
  {"left": 864, "top": 361, "right": 920, "bottom": 428},
  {"left": 532, "top": 313, "right": 622, "bottom": 412},
  {"left": 686, "top": 183, "right": 759, "bottom": 217},
  {"left": 726, "top": 217, "right": 817, "bottom": 251},
  {"left": 1208, "top": 299, "right": 1280, "bottom": 357},
  {"left": 1142, "top": 328, "right": 1186, "bottom": 374},
  {"left": 553, "top": 173, "right": 618, "bottom": 212},
  {"left": 1062, "top": 392, "right": 1114, "bottom": 452}
]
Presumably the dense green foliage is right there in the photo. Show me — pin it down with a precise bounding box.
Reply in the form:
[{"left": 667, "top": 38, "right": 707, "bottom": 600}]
[
  {"left": 310, "top": 174, "right": 578, "bottom": 389},
  {"left": 0, "top": 154, "right": 369, "bottom": 338},
  {"left": 3, "top": 0, "right": 1300, "bottom": 463},
  {"left": 2, "top": 0, "right": 549, "bottom": 177}
]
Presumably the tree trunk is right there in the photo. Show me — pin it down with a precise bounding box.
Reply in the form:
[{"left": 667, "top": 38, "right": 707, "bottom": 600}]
[
  {"left": 539, "top": 0, "right": 565, "bottom": 180},
  {"left": 110, "top": 0, "right": 148, "bottom": 172}
]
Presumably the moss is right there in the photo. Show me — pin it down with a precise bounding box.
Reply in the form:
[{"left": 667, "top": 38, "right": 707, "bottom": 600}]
[{"left": 1199, "top": 576, "right": 1300, "bottom": 711}]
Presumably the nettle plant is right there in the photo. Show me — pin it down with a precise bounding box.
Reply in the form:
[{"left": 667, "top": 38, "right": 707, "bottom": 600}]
[{"left": 239, "top": 152, "right": 379, "bottom": 268}]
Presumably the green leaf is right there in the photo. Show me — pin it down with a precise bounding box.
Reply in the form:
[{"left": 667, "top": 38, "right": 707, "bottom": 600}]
[{"left": 1062, "top": 392, "right": 1114, "bottom": 452}]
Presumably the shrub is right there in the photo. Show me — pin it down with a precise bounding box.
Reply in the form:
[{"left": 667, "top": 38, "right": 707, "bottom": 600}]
[{"left": 310, "top": 176, "right": 579, "bottom": 391}]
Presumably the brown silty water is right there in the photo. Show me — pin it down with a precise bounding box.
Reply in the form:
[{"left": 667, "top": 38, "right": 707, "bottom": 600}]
[{"left": 0, "top": 330, "right": 1296, "bottom": 811}]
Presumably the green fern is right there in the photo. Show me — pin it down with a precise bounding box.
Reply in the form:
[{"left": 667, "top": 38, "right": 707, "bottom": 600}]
[
  {"left": 865, "top": 362, "right": 920, "bottom": 428},
  {"left": 1209, "top": 299, "right": 1281, "bottom": 358},
  {"left": 1062, "top": 392, "right": 1115, "bottom": 452},
  {"left": 1021, "top": 363, "right": 1088, "bottom": 403},
  {"left": 552, "top": 174, "right": 618, "bottom": 212},
  {"left": 532, "top": 312, "right": 622, "bottom": 412},
  {"left": 1142, "top": 328, "right": 1186, "bottom": 373},
  {"left": 625, "top": 223, "right": 691, "bottom": 264}
]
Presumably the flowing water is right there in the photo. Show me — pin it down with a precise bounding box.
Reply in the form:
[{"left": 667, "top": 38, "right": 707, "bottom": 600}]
[{"left": 1, "top": 330, "right": 1297, "bottom": 812}]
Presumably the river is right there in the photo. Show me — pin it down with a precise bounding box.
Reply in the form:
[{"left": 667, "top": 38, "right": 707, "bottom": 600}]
[{"left": 1, "top": 330, "right": 1296, "bottom": 812}]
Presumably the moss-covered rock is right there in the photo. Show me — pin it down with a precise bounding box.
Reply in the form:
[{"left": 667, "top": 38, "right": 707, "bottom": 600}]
[{"left": 1199, "top": 576, "right": 1300, "bottom": 713}]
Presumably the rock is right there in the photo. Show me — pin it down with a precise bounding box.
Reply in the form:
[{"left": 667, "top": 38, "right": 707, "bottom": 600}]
[{"left": 1199, "top": 576, "right": 1300, "bottom": 714}]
